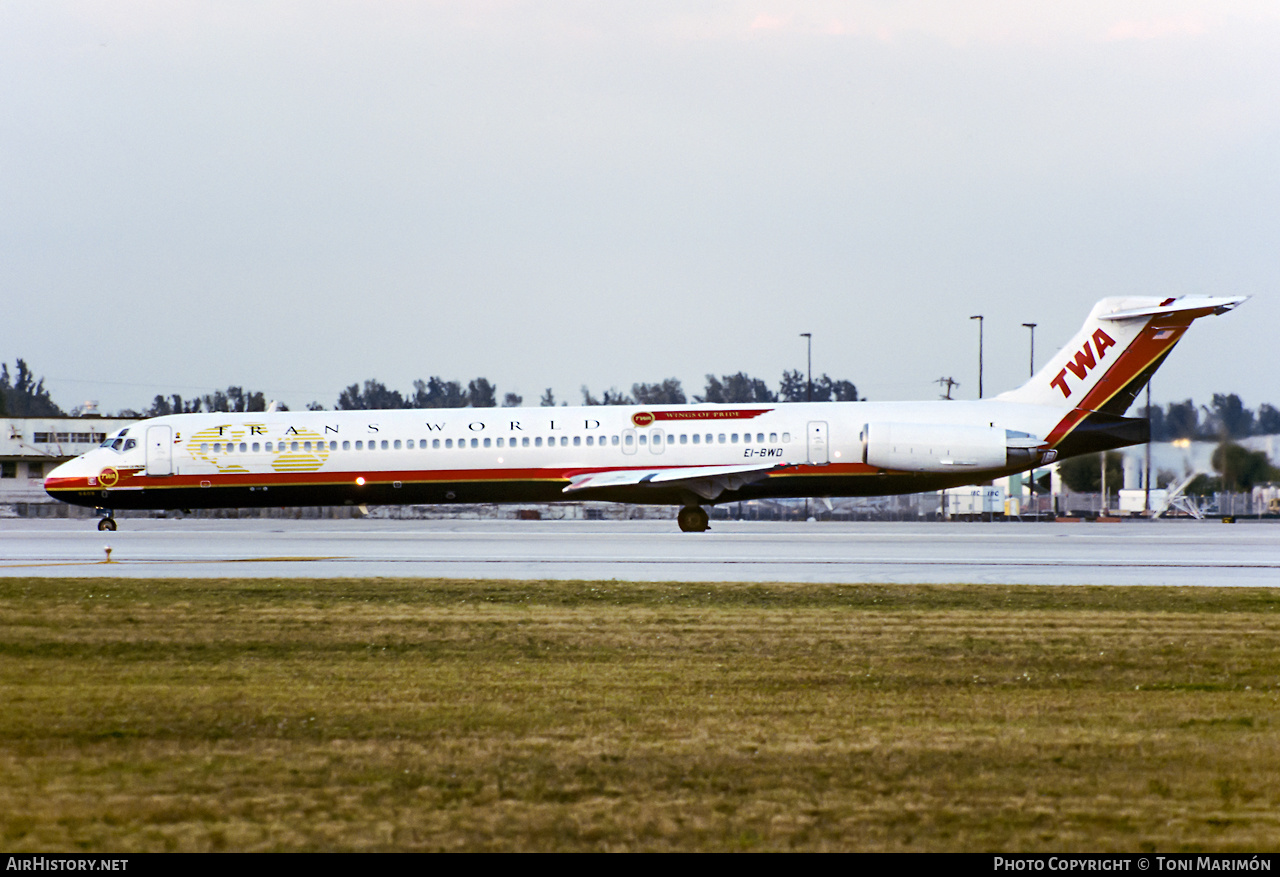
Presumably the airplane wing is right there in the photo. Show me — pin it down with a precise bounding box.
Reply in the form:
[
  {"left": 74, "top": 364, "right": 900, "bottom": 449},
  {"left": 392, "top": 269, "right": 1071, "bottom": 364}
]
[{"left": 563, "top": 462, "right": 787, "bottom": 502}]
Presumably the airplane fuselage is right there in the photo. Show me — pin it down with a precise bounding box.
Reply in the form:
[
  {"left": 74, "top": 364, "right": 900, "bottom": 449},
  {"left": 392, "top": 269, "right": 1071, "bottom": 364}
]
[{"left": 44, "top": 399, "right": 1078, "bottom": 511}]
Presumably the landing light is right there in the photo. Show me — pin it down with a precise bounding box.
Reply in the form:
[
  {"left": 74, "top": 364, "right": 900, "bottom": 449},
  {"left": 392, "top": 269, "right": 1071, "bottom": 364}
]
[{"left": 356, "top": 476, "right": 366, "bottom": 486}]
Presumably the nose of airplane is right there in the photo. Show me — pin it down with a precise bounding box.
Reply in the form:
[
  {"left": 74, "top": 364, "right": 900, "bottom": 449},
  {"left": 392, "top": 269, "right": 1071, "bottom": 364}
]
[{"left": 44, "top": 455, "right": 90, "bottom": 498}]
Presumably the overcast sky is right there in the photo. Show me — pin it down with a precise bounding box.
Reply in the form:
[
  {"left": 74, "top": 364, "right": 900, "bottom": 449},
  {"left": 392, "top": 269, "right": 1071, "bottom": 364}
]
[{"left": 3, "top": 1, "right": 1276, "bottom": 414}]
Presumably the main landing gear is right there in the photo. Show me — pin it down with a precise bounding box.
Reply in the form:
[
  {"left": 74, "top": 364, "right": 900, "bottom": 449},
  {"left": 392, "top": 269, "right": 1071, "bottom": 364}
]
[
  {"left": 677, "top": 506, "right": 710, "bottom": 533},
  {"left": 95, "top": 509, "right": 117, "bottom": 531}
]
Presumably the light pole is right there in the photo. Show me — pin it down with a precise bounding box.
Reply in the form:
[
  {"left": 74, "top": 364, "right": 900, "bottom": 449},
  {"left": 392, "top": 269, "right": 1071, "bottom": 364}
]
[
  {"left": 800, "top": 333, "right": 812, "bottom": 402},
  {"left": 970, "top": 315, "right": 984, "bottom": 398},
  {"left": 1144, "top": 380, "right": 1152, "bottom": 515},
  {"left": 1023, "top": 322, "right": 1038, "bottom": 519},
  {"left": 800, "top": 332, "right": 812, "bottom": 521}
]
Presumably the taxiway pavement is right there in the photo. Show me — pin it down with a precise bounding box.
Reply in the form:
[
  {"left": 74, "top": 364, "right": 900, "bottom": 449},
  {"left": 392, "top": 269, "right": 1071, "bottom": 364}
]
[{"left": 2, "top": 518, "right": 1278, "bottom": 586}]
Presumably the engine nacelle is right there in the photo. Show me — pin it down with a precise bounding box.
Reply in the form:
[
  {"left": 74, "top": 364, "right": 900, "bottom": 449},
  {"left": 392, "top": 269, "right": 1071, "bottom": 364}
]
[{"left": 862, "top": 422, "right": 1017, "bottom": 472}]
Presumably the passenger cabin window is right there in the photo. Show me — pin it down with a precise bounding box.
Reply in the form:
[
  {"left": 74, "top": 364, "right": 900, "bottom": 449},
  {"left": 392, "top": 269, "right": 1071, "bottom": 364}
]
[
  {"left": 535, "top": 437, "right": 543, "bottom": 447},
  {"left": 522, "top": 437, "right": 530, "bottom": 447},
  {"left": 484, "top": 438, "right": 491, "bottom": 448},
  {"left": 782, "top": 432, "right": 791, "bottom": 442},
  {"left": 639, "top": 434, "right": 647, "bottom": 445},
  {"left": 433, "top": 439, "right": 440, "bottom": 449}
]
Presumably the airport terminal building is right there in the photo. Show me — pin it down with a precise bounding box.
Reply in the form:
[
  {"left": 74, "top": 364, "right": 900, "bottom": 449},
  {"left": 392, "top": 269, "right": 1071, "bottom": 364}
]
[{"left": 2, "top": 415, "right": 137, "bottom": 513}]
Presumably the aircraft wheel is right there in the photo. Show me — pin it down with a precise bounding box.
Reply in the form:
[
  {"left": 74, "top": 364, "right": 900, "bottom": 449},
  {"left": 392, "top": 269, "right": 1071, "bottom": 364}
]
[
  {"left": 97, "top": 517, "right": 117, "bottom": 532},
  {"left": 677, "top": 506, "right": 709, "bottom": 533}
]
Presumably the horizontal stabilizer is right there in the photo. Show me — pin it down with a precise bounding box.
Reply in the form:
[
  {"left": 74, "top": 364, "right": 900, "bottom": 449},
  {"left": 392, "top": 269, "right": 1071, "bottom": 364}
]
[{"left": 1097, "top": 296, "right": 1247, "bottom": 322}]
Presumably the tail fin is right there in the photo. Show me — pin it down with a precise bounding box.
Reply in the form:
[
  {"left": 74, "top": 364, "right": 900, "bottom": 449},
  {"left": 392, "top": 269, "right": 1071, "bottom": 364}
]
[{"left": 996, "top": 295, "right": 1246, "bottom": 414}]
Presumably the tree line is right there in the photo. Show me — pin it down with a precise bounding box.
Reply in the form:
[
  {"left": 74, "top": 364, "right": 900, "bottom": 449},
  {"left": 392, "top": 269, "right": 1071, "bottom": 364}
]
[
  {"left": 2, "top": 358, "right": 1276, "bottom": 444},
  {"left": 1140, "top": 394, "right": 1280, "bottom": 441}
]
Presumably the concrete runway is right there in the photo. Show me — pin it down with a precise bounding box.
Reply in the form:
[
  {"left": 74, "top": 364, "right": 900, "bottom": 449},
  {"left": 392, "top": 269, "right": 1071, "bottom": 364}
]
[{"left": 2, "top": 518, "right": 1278, "bottom": 585}]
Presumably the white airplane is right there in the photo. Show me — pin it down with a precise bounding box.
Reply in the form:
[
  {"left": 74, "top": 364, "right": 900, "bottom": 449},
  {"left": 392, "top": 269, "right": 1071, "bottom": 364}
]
[{"left": 45, "top": 295, "right": 1244, "bottom": 532}]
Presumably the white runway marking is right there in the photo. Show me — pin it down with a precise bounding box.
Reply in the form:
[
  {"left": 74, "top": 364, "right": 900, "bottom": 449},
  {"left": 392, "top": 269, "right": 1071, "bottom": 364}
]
[{"left": 2, "top": 519, "right": 1278, "bottom": 585}]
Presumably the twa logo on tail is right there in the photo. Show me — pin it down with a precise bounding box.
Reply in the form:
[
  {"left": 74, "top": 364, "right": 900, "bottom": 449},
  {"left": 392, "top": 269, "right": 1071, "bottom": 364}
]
[
  {"left": 1049, "top": 329, "right": 1116, "bottom": 399},
  {"left": 994, "top": 295, "right": 1246, "bottom": 410}
]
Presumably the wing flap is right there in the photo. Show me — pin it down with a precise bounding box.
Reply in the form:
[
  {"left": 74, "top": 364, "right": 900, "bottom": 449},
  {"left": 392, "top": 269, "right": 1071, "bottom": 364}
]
[{"left": 564, "top": 462, "right": 786, "bottom": 501}]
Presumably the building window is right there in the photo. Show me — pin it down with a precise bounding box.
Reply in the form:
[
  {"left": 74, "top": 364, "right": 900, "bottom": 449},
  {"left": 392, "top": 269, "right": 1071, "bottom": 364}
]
[
  {"left": 0, "top": 462, "right": 15, "bottom": 478},
  {"left": 28, "top": 463, "right": 43, "bottom": 479}
]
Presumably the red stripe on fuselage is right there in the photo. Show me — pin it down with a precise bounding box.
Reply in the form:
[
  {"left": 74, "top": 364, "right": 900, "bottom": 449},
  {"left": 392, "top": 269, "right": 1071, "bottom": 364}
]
[{"left": 45, "top": 460, "right": 882, "bottom": 496}]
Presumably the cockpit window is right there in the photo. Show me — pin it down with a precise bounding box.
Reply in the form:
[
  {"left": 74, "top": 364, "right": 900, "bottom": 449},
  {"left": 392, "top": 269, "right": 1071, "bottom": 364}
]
[
  {"left": 123, "top": 439, "right": 137, "bottom": 451},
  {"left": 100, "top": 428, "right": 129, "bottom": 450}
]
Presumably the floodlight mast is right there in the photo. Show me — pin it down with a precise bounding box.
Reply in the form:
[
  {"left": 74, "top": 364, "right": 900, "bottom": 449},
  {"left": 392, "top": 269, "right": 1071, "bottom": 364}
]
[{"left": 970, "top": 315, "right": 984, "bottom": 398}]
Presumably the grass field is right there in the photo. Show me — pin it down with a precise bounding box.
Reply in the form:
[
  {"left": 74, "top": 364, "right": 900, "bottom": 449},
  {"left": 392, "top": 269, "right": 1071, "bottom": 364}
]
[{"left": 1, "top": 577, "right": 1278, "bottom": 851}]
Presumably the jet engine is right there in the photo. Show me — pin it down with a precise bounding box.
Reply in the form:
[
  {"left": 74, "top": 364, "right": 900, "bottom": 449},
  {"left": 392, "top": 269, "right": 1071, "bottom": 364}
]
[{"left": 861, "top": 423, "right": 1048, "bottom": 472}]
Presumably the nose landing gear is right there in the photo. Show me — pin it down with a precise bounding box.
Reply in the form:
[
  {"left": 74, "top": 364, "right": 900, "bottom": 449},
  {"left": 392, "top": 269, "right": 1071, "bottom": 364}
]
[
  {"left": 94, "top": 509, "right": 117, "bottom": 531},
  {"left": 677, "top": 505, "right": 710, "bottom": 533}
]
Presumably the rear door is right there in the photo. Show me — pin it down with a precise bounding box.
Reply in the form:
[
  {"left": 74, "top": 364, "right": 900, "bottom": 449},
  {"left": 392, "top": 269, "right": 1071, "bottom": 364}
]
[
  {"left": 807, "top": 421, "right": 829, "bottom": 465},
  {"left": 146, "top": 425, "right": 174, "bottom": 476}
]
